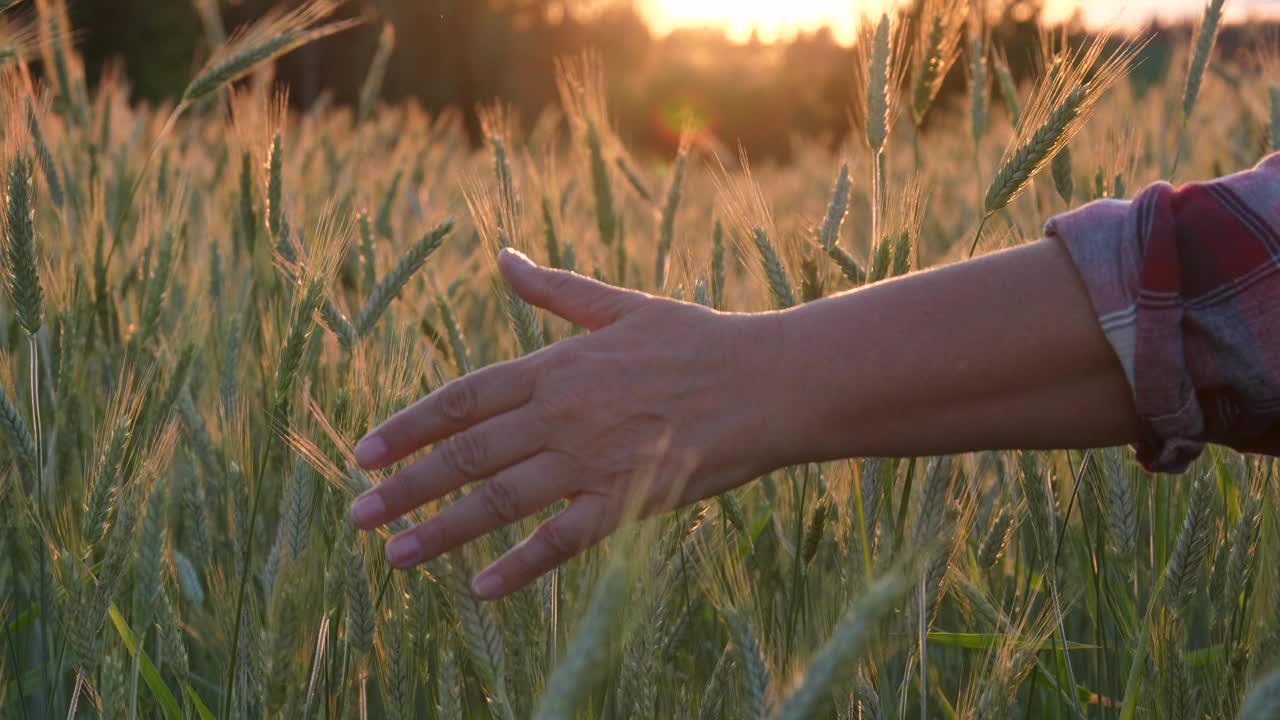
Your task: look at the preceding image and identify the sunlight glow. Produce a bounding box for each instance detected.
[640,0,1280,44]
[642,0,871,45]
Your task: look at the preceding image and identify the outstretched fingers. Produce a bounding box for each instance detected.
[382,453,575,569]
[469,494,615,600]
[354,358,535,470]
[349,406,547,529]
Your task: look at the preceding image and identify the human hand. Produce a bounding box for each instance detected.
[348,249,791,600]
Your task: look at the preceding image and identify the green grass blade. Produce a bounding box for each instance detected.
[107,606,185,720]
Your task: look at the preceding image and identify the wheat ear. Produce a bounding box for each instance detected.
[182,0,358,102]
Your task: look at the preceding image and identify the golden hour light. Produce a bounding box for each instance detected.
[640,0,1280,40]
[9,0,1280,717]
[641,0,868,44]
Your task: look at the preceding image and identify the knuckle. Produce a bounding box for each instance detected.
[441,431,487,478]
[533,347,590,424]
[480,479,520,524]
[543,269,575,294]
[535,519,577,558]
[535,391,572,424]
[438,381,477,425]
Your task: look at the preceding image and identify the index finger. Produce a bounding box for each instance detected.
[355,359,536,469]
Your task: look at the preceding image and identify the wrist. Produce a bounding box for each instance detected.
[728,306,852,471]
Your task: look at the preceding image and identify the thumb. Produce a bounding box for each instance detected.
[498,248,643,331]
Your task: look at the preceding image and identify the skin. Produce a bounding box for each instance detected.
[349,238,1142,601]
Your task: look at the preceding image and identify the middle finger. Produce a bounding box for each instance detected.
[383,452,574,567]
[350,406,546,529]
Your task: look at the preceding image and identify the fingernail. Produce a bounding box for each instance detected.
[471,570,503,599]
[354,434,387,467]
[500,247,534,266]
[349,492,385,527]
[385,533,422,567]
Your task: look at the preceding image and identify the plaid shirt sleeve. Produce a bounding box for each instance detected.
[1045,153,1280,473]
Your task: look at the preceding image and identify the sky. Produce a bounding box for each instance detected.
[640,0,1280,44]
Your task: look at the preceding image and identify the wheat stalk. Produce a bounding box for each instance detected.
[711,219,725,310]
[819,163,851,251]
[357,23,395,124]
[0,382,35,486]
[974,32,1141,255]
[587,123,618,247]
[38,0,86,125]
[1217,493,1261,634]
[992,45,1021,127]
[355,208,376,291]
[616,154,654,203]
[772,560,915,720]
[137,228,177,348]
[374,169,401,239]
[752,227,796,310]
[354,219,452,338]
[726,610,771,719]
[1163,471,1214,610]
[3,154,42,335]
[853,13,906,155]
[540,194,562,269]
[1102,448,1136,564]
[697,647,734,720]
[534,547,636,719]
[345,535,375,663]
[556,53,619,250]
[977,504,1015,569]
[81,374,144,548]
[655,139,689,288]
[25,99,62,209]
[173,549,204,608]
[467,183,543,353]
[969,34,989,146]
[182,0,359,103]
[985,86,1084,215]
[446,557,517,720]
[130,480,168,627]
[798,244,825,302]
[964,609,1055,718]
[222,213,348,720]
[910,0,968,128]
[237,150,259,254]
[1183,0,1227,119]
[1052,144,1074,204]
[867,15,891,153]
[436,291,472,375]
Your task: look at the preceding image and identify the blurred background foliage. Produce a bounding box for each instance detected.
[68,0,1272,160]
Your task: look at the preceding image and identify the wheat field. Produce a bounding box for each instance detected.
[1,1,1279,718]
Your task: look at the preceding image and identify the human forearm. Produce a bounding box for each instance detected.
[762,237,1142,463]
[351,241,1142,599]
[352,156,1280,599]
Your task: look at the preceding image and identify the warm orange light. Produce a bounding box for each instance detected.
[641,0,871,45]
[641,0,1278,40]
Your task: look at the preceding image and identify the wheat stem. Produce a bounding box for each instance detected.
[358,24,395,124]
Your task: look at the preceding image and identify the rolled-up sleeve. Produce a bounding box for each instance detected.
[1045,153,1280,473]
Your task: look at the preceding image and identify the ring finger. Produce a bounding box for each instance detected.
[383,452,575,568]
[350,407,547,529]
